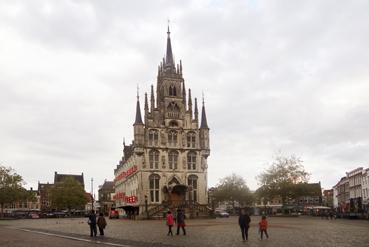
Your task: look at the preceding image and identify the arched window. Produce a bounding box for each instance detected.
[169,85,177,96]
[149,174,160,203]
[148,129,159,146]
[187,152,197,170]
[187,132,196,148]
[168,130,177,147]
[167,102,180,118]
[188,175,198,202]
[149,150,159,169]
[168,151,178,170]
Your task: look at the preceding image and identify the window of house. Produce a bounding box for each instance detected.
[187,132,196,148]
[168,151,178,170]
[187,152,197,170]
[148,129,159,146]
[168,130,177,147]
[149,174,160,203]
[188,175,198,202]
[149,150,159,169]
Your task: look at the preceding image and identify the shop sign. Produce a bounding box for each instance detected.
[114,165,138,183]
[113,192,138,204]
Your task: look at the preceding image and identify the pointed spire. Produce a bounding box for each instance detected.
[182,81,186,109]
[188,88,192,110]
[150,84,155,112]
[164,24,175,70]
[194,97,199,121]
[144,92,148,112]
[123,137,126,147]
[134,88,143,125]
[200,94,209,129]
[180,60,183,74]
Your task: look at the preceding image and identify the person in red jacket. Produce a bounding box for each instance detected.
[259,215,269,239]
[166,210,174,236]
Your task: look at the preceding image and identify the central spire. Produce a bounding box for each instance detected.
[165,24,175,70]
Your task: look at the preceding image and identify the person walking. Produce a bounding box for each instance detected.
[259,215,269,240]
[176,209,186,235]
[166,210,174,236]
[88,210,97,237]
[97,212,107,236]
[238,209,251,242]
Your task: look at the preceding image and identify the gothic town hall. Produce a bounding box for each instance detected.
[113,27,211,218]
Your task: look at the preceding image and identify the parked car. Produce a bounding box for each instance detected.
[215,210,230,218]
[109,209,119,219]
[29,213,40,219]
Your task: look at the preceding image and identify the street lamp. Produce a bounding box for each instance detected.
[144,195,148,219]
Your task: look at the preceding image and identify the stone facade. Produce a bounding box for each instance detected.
[114,27,210,217]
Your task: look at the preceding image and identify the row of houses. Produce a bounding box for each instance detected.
[2,172,94,215]
[333,167,369,217]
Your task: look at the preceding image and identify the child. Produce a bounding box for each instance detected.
[166,210,174,236]
[259,215,269,240]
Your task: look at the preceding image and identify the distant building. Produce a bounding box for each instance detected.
[38,172,86,212]
[322,189,334,208]
[332,167,369,217]
[98,180,114,215]
[54,171,84,188]
[333,177,350,214]
[2,187,40,215]
[347,167,364,214]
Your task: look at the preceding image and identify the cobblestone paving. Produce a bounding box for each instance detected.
[1,216,369,247]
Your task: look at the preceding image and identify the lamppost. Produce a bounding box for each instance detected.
[144,195,149,219]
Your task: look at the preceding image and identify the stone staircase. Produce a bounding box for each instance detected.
[145,201,213,219]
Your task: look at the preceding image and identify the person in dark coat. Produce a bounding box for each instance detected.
[176,209,186,235]
[97,212,107,236]
[238,209,251,241]
[88,210,97,237]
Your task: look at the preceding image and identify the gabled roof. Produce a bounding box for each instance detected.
[54,172,84,186]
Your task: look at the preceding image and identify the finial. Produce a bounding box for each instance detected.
[123,137,125,146]
[137,84,139,100]
[202,91,205,105]
[167,19,170,36]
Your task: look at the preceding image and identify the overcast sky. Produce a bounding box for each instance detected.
[1,0,369,194]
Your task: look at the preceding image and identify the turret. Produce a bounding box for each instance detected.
[199,97,210,154]
[133,93,144,150]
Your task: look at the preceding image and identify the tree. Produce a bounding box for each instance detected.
[256,154,310,205]
[49,177,87,212]
[212,174,254,212]
[0,166,30,218]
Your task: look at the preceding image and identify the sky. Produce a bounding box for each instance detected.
[1,0,369,194]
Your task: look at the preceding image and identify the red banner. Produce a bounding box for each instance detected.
[114,165,138,183]
[113,192,137,204]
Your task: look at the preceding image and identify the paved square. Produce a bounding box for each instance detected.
[1,216,368,247]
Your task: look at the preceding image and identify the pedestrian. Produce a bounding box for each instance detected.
[176,209,186,235]
[259,215,269,240]
[166,210,174,236]
[97,212,107,236]
[88,210,97,237]
[238,209,251,242]
[173,209,177,224]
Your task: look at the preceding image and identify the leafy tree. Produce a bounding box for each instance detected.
[49,177,87,212]
[0,166,31,218]
[212,174,254,212]
[256,154,310,205]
